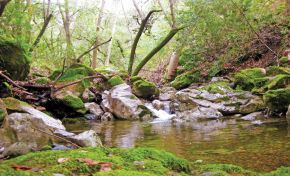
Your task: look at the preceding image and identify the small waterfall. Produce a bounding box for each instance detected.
[145,103,176,123]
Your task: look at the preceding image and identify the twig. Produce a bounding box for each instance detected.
[0,71,27,90]
[31,126,80,148]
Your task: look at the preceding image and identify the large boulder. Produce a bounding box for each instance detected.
[107,84,152,120]
[263,88,290,113]
[132,78,159,99]
[171,71,200,89]
[0,41,30,80]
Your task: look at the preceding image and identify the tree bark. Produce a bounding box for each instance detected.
[92,0,105,69]
[128,10,161,75]
[132,28,182,76]
[105,16,117,66]
[167,52,179,80]
[0,0,11,17]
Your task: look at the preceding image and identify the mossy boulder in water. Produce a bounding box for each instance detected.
[0,99,7,123]
[132,78,159,99]
[201,81,232,95]
[62,94,87,114]
[234,68,266,91]
[0,41,30,80]
[107,75,124,88]
[171,71,200,90]
[263,88,290,113]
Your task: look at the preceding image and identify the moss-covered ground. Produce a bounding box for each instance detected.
[0,147,289,176]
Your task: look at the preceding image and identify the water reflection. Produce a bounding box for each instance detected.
[65,118,290,172]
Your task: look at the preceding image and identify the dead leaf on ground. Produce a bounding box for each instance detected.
[77,158,99,166]
[12,165,33,170]
[99,162,112,171]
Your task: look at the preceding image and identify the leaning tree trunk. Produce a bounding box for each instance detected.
[132,28,181,76]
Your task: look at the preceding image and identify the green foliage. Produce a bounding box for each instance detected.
[171,71,200,89]
[0,147,192,176]
[266,66,290,76]
[200,164,257,176]
[266,75,290,90]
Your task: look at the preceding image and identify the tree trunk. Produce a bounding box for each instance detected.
[128,10,161,75]
[105,16,117,66]
[0,0,11,17]
[132,28,182,76]
[92,0,105,69]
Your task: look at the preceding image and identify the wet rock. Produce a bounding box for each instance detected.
[82,88,96,102]
[101,91,111,112]
[54,129,102,147]
[84,114,97,120]
[101,112,114,121]
[2,142,36,157]
[108,84,152,120]
[85,102,104,118]
[174,106,223,121]
[159,87,176,101]
[52,144,71,150]
[152,100,164,110]
[241,112,264,121]
[71,130,102,147]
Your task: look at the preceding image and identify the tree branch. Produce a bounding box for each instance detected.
[128,10,161,75]
[132,27,183,76]
[76,38,112,63]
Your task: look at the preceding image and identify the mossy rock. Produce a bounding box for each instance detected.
[0,147,192,176]
[2,97,29,112]
[132,79,159,99]
[107,75,124,88]
[0,99,7,123]
[266,74,290,90]
[35,77,51,84]
[0,40,30,80]
[266,66,290,76]
[234,68,266,91]
[171,71,200,90]
[201,81,233,95]
[62,94,87,114]
[131,76,142,82]
[263,88,290,112]
[279,57,289,67]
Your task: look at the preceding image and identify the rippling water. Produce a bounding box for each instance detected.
[65,117,290,172]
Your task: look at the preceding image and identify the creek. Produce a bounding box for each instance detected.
[65,113,290,172]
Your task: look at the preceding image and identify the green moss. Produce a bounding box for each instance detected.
[200,164,257,176]
[201,81,232,95]
[234,68,266,91]
[0,40,30,80]
[266,66,290,76]
[266,74,290,90]
[131,76,142,82]
[132,79,159,99]
[62,95,86,113]
[171,71,200,90]
[265,167,290,176]
[107,75,124,88]
[35,77,51,84]
[263,88,290,112]
[0,147,192,176]
[279,57,288,64]
[2,97,29,111]
[50,64,95,81]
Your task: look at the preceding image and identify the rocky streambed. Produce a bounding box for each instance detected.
[0,65,289,174]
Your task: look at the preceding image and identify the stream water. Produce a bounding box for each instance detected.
[65,116,290,172]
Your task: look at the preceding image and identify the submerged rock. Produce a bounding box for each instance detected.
[107,84,152,120]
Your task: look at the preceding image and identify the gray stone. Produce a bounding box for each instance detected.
[101,112,114,121]
[152,100,164,110]
[2,142,36,157]
[241,112,264,121]
[85,102,104,118]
